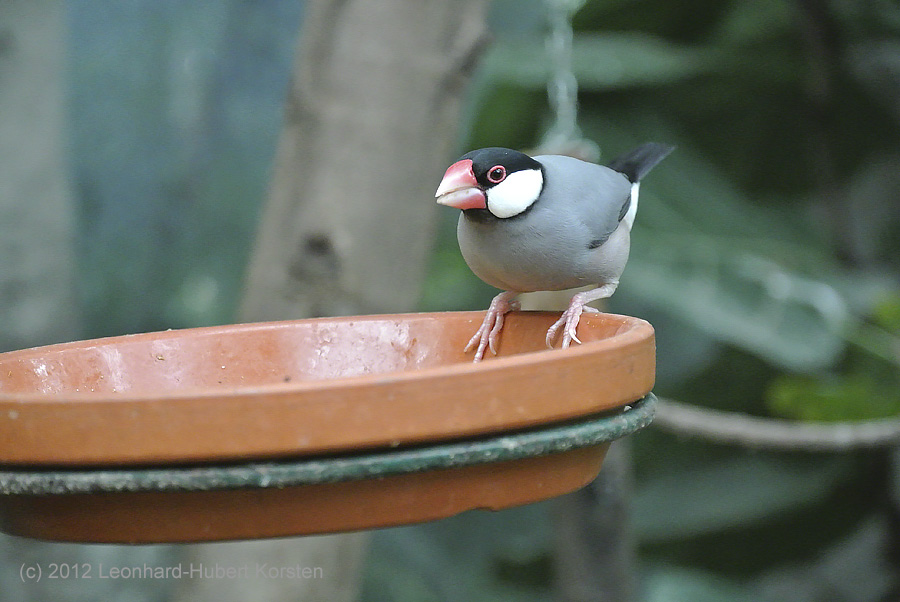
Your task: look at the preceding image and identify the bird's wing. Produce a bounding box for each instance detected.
[534,154,632,247]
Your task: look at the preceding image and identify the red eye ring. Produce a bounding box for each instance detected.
[487,165,506,184]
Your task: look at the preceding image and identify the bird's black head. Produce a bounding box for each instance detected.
[435,147,544,219]
[460,147,542,189]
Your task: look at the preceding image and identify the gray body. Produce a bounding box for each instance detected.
[457,154,633,293]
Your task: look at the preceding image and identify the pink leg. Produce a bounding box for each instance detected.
[546,283,618,349]
[465,291,520,362]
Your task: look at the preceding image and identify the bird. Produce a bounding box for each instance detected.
[434,142,674,362]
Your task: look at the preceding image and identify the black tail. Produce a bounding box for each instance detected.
[606,142,675,183]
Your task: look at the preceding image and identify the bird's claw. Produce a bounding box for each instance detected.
[546,303,600,349]
[464,314,503,361]
[466,292,519,362]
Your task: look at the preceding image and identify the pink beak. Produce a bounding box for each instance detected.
[435,159,486,210]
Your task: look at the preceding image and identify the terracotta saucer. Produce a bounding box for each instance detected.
[0,395,655,543]
[0,311,655,466]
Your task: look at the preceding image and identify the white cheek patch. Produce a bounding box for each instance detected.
[486,169,543,218]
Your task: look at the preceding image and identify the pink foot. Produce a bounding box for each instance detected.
[545,284,618,349]
[546,304,599,349]
[465,291,520,362]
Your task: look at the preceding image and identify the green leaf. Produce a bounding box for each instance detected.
[362,503,554,602]
[872,293,900,333]
[615,142,855,371]
[750,517,897,602]
[644,565,762,602]
[709,0,795,46]
[634,455,854,541]
[624,240,850,372]
[767,374,900,422]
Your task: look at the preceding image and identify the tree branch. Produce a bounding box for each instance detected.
[554,441,635,602]
[654,398,900,451]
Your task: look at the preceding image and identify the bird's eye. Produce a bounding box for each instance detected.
[487,166,507,184]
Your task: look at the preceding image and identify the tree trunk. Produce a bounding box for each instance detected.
[180,2,491,601]
[240,0,491,321]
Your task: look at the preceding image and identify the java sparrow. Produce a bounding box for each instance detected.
[435,142,673,362]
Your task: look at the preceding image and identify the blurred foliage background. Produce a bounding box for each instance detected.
[374,1,900,600]
[23,0,900,600]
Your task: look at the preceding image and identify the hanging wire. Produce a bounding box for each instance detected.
[537,0,599,161]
